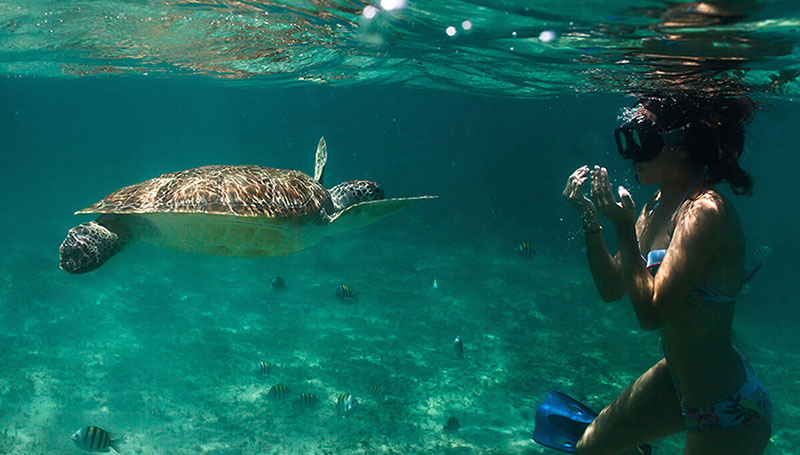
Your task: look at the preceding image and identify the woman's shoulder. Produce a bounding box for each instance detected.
[682,187,741,232]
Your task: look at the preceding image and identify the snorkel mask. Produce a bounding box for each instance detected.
[614,117,690,162]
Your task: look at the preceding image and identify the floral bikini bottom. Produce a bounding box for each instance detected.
[679,356,772,431]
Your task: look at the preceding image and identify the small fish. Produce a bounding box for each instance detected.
[432,279,439,289]
[71,425,122,453]
[744,244,772,284]
[271,276,286,291]
[268,383,290,400]
[299,392,319,406]
[516,241,535,258]
[739,282,752,295]
[254,361,272,378]
[336,392,359,417]
[443,416,460,432]
[453,336,464,358]
[752,245,772,262]
[368,384,384,399]
[335,284,357,302]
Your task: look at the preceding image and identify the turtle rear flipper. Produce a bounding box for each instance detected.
[59,221,125,274]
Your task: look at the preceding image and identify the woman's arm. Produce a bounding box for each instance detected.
[592,168,723,330]
[584,231,625,302]
[563,166,624,301]
[614,221,659,328]
[639,196,723,326]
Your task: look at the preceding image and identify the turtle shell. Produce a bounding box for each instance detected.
[76,165,335,257]
[77,165,334,219]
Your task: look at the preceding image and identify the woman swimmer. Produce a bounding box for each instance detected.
[562,94,772,455]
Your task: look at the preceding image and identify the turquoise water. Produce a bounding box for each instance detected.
[1,2,800,455]
[2,0,799,96]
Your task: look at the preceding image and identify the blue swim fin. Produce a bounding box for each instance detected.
[532,390,597,453]
[532,390,653,454]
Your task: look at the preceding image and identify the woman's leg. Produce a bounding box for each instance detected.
[577,358,686,455]
[684,424,771,454]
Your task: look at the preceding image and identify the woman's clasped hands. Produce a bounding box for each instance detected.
[563,165,636,232]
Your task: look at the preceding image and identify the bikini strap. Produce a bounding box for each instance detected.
[668,178,710,234]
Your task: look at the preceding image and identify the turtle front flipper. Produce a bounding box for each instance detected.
[59,221,126,274]
[327,195,438,235]
[314,136,328,184]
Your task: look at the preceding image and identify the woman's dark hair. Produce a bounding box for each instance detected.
[638,93,755,195]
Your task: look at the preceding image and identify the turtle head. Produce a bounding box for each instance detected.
[59,221,125,274]
[329,180,385,212]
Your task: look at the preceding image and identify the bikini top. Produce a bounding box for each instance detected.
[640,185,738,304]
[643,248,737,303]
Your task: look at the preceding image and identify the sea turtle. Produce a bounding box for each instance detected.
[59,137,435,274]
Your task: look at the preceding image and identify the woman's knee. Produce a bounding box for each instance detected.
[574,360,684,454]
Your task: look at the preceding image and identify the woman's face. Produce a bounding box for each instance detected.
[628,107,686,185]
[632,142,682,185]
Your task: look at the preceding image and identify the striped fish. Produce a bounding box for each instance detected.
[744,244,773,284]
[253,361,272,377]
[271,276,286,291]
[453,336,464,359]
[299,392,319,406]
[268,383,290,400]
[443,416,460,432]
[516,241,535,258]
[752,245,772,261]
[336,392,359,417]
[368,384,384,399]
[335,284,357,302]
[71,425,121,453]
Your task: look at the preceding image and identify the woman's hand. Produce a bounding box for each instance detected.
[563,165,601,232]
[591,165,636,229]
